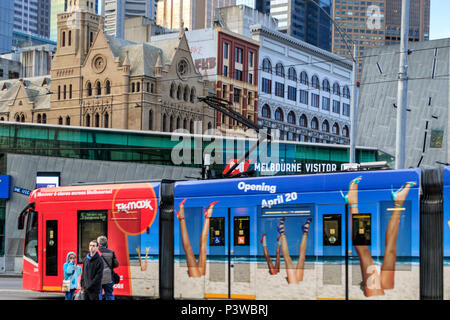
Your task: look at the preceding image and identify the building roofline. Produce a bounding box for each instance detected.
[250,24,353,70]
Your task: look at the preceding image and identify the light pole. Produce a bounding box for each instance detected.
[306,0,358,164]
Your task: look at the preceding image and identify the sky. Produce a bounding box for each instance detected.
[429,0,450,40]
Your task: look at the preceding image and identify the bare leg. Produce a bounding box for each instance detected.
[279,233,299,284]
[176,199,201,277]
[261,233,279,275]
[198,201,218,276]
[380,182,416,290]
[295,218,312,282]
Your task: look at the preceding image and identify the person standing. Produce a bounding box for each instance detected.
[80,240,104,300]
[63,251,81,300]
[97,235,119,300]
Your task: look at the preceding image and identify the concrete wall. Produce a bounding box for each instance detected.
[3,153,201,273]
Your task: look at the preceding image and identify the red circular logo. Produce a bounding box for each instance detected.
[111,183,157,235]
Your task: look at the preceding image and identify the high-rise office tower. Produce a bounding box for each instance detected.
[0,0,14,53]
[13,0,50,38]
[332,0,430,76]
[268,0,332,51]
[104,0,155,38]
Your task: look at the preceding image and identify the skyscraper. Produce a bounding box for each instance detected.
[331,0,430,76]
[0,0,14,53]
[268,0,332,51]
[13,0,51,38]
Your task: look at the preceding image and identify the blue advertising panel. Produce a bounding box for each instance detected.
[0,175,11,199]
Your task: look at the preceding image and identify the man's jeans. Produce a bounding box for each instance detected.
[99,282,115,300]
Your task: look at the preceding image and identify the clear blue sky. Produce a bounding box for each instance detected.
[430,0,450,40]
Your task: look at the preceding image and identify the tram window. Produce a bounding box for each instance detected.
[46,220,58,276]
[234,216,250,246]
[209,217,225,246]
[78,210,107,262]
[323,214,341,246]
[24,210,38,263]
[352,214,371,246]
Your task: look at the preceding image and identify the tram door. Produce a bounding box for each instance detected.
[42,212,62,292]
[205,207,255,299]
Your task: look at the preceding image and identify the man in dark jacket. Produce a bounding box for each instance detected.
[81,240,104,300]
[97,235,119,300]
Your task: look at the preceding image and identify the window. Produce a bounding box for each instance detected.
[104,112,109,128]
[190,88,196,103]
[262,58,272,73]
[343,103,350,116]
[234,69,243,81]
[183,86,189,101]
[86,82,92,96]
[248,73,253,84]
[322,97,330,111]
[223,65,228,77]
[66,116,70,126]
[58,85,61,100]
[69,84,72,99]
[299,89,308,104]
[248,51,254,67]
[322,79,330,92]
[262,78,272,94]
[311,93,320,108]
[262,104,271,118]
[333,100,341,114]
[58,116,63,125]
[287,111,296,124]
[322,120,330,132]
[300,71,308,85]
[105,80,111,94]
[343,86,350,98]
[275,82,284,97]
[343,125,349,137]
[170,82,176,98]
[68,30,71,46]
[235,47,243,63]
[312,75,320,89]
[148,110,153,130]
[62,31,65,47]
[42,114,46,124]
[86,114,90,127]
[96,82,101,95]
[300,114,307,127]
[287,86,296,101]
[333,83,341,95]
[77,211,107,263]
[332,123,340,135]
[95,113,100,127]
[223,43,229,59]
[63,85,66,99]
[276,63,285,77]
[37,114,41,124]
[311,117,318,129]
[233,88,241,103]
[288,67,297,81]
[162,114,167,132]
[275,108,283,121]
[24,210,38,263]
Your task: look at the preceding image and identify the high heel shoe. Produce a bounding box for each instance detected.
[391,182,417,206]
[277,217,286,236]
[175,198,187,220]
[260,233,267,246]
[302,218,313,233]
[340,176,362,206]
[204,201,218,219]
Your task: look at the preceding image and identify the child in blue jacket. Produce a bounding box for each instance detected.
[63,251,82,300]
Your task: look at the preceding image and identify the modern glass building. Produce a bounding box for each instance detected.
[0,0,14,54]
[269,0,332,51]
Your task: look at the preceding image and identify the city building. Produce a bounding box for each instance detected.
[13,0,50,39]
[268,0,332,51]
[250,24,352,144]
[153,24,260,135]
[357,38,450,169]
[104,0,155,38]
[0,0,14,54]
[0,58,21,80]
[332,0,430,76]
[0,0,214,133]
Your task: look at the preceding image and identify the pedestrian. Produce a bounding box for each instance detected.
[63,251,81,300]
[80,240,104,300]
[97,235,119,300]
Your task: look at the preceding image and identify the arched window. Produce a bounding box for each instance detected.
[104,112,109,128]
[42,114,46,124]
[86,114,91,127]
[177,85,182,100]
[15,114,20,122]
[176,117,181,129]
[287,111,296,124]
[208,122,212,130]
[275,108,283,121]
[183,118,187,130]
[311,117,318,130]
[148,110,153,130]
[66,116,71,126]
[312,75,320,89]
[288,67,297,81]
[300,114,307,127]
[189,119,194,134]
[95,113,100,127]
[333,83,340,96]
[170,115,174,132]
[86,81,92,96]
[343,86,350,98]
[322,120,330,132]
[105,80,111,94]
[262,58,272,73]
[332,123,340,135]
[343,125,349,137]
[58,116,63,125]
[21,114,25,122]
[37,114,42,124]
[261,104,271,118]
[183,86,189,101]
[96,81,101,95]
[170,82,176,98]
[162,114,167,132]
[275,63,285,77]
[190,87,196,103]
[300,71,308,85]
[322,79,330,92]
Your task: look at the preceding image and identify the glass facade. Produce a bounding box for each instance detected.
[0,0,14,54]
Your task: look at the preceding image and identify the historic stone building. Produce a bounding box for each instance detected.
[0,0,214,133]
